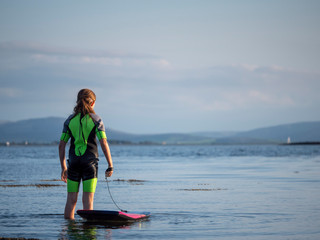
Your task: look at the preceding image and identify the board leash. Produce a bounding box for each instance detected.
[106,177,128,213]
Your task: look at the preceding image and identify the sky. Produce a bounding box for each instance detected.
[0,0,320,134]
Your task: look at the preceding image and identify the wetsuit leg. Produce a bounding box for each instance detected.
[81,158,99,193]
[67,159,81,193]
[83,178,98,192]
[67,179,80,193]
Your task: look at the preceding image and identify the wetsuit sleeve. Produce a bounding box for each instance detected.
[90,113,107,140]
[95,119,107,140]
[60,118,71,143]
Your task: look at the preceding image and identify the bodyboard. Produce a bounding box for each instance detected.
[77,210,150,222]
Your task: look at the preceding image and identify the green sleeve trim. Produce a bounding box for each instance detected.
[96,129,107,140]
[60,132,70,142]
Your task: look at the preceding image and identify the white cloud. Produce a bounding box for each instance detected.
[237,64,259,72]
[0,41,168,68]
[166,65,319,115]
[152,59,171,68]
[248,90,295,105]
[0,88,22,98]
[80,56,123,66]
[31,54,60,63]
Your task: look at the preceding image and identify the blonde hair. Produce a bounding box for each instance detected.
[73,89,96,116]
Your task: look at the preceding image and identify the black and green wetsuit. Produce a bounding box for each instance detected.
[60,113,107,193]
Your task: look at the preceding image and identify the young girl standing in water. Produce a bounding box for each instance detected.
[59,89,113,219]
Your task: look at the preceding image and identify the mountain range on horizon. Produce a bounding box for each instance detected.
[0,117,320,145]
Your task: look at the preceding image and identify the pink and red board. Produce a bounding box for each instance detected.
[77,210,150,222]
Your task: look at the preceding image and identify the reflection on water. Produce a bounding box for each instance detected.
[60,218,149,240]
[61,220,101,240]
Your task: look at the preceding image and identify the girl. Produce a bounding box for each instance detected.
[59,89,113,219]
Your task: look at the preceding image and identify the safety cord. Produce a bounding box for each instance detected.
[106,177,128,213]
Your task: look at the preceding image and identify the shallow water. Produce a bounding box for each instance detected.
[0,145,320,239]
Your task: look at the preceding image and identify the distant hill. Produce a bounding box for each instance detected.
[0,120,10,125]
[0,117,319,144]
[234,122,320,143]
[190,131,238,139]
[0,117,213,144]
[0,117,65,143]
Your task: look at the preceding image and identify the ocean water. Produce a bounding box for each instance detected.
[0,144,320,239]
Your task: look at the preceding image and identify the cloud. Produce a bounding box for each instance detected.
[80,56,122,66]
[0,41,171,69]
[248,90,294,105]
[1,41,319,132]
[167,64,320,114]
[0,41,156,58]
[0,87,22,98]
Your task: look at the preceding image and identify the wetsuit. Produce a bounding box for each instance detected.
[60,113,107,193]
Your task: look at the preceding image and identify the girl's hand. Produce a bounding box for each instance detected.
[105,167,113,178]
[61,169,67,183]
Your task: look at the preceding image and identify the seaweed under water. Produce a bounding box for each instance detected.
[0,184,64,188]
[177,188,227,191]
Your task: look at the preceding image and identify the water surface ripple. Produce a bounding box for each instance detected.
[0,145,319,239]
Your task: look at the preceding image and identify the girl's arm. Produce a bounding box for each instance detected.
[59,140,68,183]
[99,138,113,177]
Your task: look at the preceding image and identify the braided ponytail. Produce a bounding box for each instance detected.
[73,89,96,116]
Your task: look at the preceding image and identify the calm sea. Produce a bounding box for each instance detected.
[0,144,320,239]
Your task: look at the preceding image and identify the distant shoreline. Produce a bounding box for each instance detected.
[1,118,320,146]
[1,141,320,146]
[282,141,320,145]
